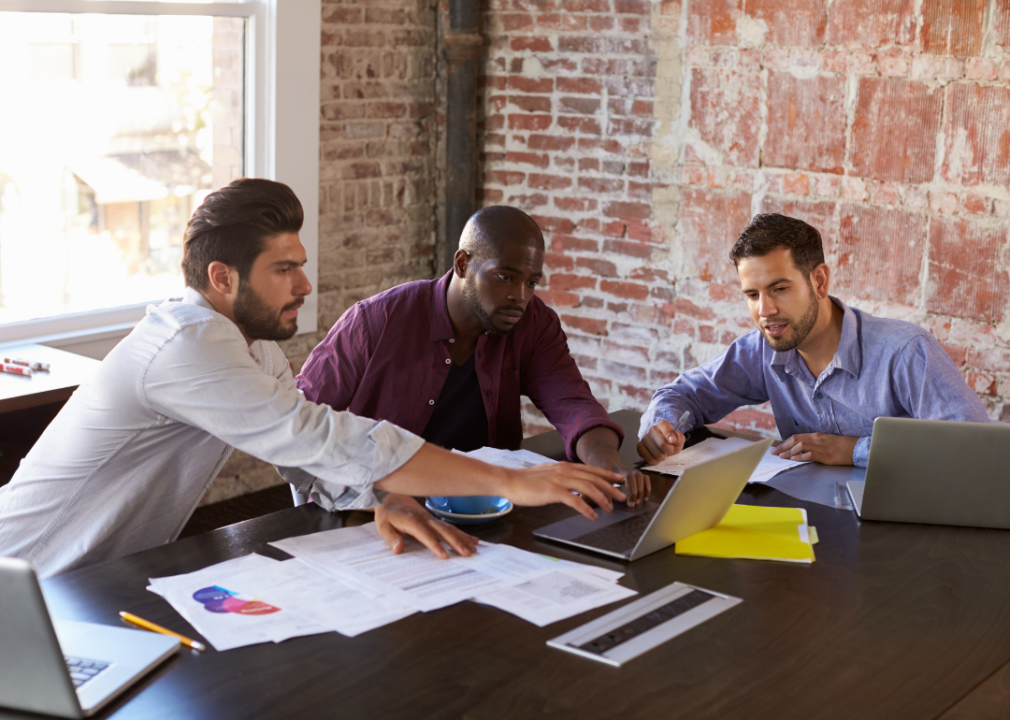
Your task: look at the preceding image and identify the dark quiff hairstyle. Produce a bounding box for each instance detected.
[459,206,545,266]
[182,178,303,290]
[729,213,825,277]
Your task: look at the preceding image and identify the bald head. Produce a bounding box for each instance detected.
[458,206,545,266]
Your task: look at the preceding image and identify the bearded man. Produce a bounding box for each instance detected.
[638,213,989,468]
[298,206,652,509]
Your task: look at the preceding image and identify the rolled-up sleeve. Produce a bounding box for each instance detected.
[143,320,425,507]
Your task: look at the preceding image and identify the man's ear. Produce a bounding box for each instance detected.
[453,249,471,279]
[810,262,831,300]
[207,261,239,298]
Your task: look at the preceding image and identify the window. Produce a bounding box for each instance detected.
[0,1,320,348]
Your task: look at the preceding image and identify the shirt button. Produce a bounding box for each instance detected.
[449,338,455,343]
[429,399,435,405]
[445,358,451,364]
[816,392,823,399]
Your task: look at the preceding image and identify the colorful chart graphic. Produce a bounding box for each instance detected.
[193,585,280,615]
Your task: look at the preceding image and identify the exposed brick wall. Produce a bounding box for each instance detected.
[477,0,1010,438]
[203,0,440,505]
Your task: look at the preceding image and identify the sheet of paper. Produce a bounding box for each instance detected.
[746,450,810,483]
[475,569,637,627]
[147,554,329,651]
[460,446,557,469]
[271,524,527,612]
[224,559,415,637]
[643,436,754,475]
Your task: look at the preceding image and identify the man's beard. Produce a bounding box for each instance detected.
[234,283,302,341]
[462,273,520,336]
[763,283,819,352]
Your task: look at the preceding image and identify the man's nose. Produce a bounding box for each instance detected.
[296,268,312,297]
[758,293,776,318]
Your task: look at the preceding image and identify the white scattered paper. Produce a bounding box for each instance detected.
[460,446,558,469]
[475,569,637,627]
[644,436,808,483]
[271,524,528,612]
[147,554,328,651]
[225,559,415,637]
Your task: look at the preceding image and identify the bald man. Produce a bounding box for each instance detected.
[298,206,651,507]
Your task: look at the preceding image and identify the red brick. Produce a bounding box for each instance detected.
[961,193,988,216]
[508,114,553,131]
[528,134,575,152]
[536,13,586,32]
[930,191,958,214]
[579,177,624,193]
[783,173,810,195]
[509,95,552,113]
[561,315,608,335]
[579,158,600,172]
[968,371,997,395]
[760,197,836,248]
[615,0,650,13]
[628,181,651,200]
[826,0,915,47]
[559,97,600,114]
[562,0,611,10]
[559,117,602,134]
[629,267,669,282]
[679,188,753,284]
[842,176,868,201]
[966,348,1010,373]
[550,273,597,290]
[575,257,618,276]
[611,118,654,136]
[552,235,600,253]
[689,68,762,168]
[744,0,826,46]
[922,0,985,57]
[926,217,1010,323]
[505,151,550,168]
[878,48,911,76]
[500,13,535,31]
[543,251,575,270]
[531,214,576,233]
[507,193,549,209]
[619,17,643,32]
[510,36,553,52]
[682,165,707,185]
[557,77,603,96]
[602,220,627,237]
[600,280,649,301]
[941,343,967,366]
[852,78,942,183]
[604,240,653,259]
[834,205,927,306]
[716,408,777,432]
[484,170,526,186]
[966,57,998,81]
[553,197,597,212]
[942,83,1010,187]
[477,188,504,203]
[507,76,553,94]
[536,289,581,308]
[765,73,847,174]
[871,181,902,205]
[687,0,741,45]
[603,201,650,220]
[589,16,615,31]
[626,220,653,242]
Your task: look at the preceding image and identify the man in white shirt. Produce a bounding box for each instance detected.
[0,179,624,578]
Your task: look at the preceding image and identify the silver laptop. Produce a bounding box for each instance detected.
[534,438,773,561]
[0,557,179,718]
[848,417,1010,529]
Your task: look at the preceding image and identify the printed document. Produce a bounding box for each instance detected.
[475,569,636,627]
[644,436,807,482]
[459,446,557,469]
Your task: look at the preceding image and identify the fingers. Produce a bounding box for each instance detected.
[375,518,405,555]
[771,435,799,456]
[624,471,650,507]
[637,422,684,464]
[403,518,450,560]
[556,489,599,521]
[430,521,479,557]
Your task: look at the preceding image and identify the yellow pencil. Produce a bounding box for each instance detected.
[120,611,206,652]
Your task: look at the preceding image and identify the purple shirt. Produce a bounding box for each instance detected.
[298,271,622,460]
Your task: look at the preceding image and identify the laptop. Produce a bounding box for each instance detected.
[534,438,773,561]
[0,557,179,718]
[848,417,1010,529]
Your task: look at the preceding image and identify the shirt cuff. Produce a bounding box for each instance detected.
[638,405,692,440]
[853,436,871,468]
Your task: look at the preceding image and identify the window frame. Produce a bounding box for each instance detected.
[0,0,320,350]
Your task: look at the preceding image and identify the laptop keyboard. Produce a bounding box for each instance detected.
[64,655,110,688]
[572,510,658,554]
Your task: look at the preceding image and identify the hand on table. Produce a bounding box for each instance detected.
[771,433,858,466]
[618,467,651,508]
[636,419,687,465]
[374,493,479,560]
[502,463,625,521]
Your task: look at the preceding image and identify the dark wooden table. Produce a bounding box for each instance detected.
[13,411,1010,720]
[0,344,99,414]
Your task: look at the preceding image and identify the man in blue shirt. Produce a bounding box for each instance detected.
[638,213,989,468]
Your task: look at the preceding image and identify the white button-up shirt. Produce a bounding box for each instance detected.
[0,289,424,577]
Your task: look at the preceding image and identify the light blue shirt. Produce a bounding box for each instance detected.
[640,297,989,467]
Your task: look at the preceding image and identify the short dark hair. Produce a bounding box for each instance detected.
[729,213,824,276]
[459,206,545,265]
[182,178,303,290]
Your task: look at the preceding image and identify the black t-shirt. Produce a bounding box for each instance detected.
[420,353,489,452]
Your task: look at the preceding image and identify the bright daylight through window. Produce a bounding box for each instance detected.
[0,10,246,327]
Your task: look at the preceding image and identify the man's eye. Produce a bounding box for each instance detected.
[527,280,539,288]
[497,274,511,282]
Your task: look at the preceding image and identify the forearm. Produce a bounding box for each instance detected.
[576,426,625,471]
[374,443,512,497]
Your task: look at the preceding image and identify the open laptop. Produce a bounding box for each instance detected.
[848,417,1010,529]
[0,557,179,718]
[535,438,773,561]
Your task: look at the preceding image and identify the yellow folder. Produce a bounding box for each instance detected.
[675,504,816,564]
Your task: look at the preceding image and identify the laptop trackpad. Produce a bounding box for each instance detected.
[536,501,659,542]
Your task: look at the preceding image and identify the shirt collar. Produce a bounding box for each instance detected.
[182,287,215,311]
[429,270,456,342]
[769,296,861,380]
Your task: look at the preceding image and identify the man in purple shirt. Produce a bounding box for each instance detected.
[299,206,651,508]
